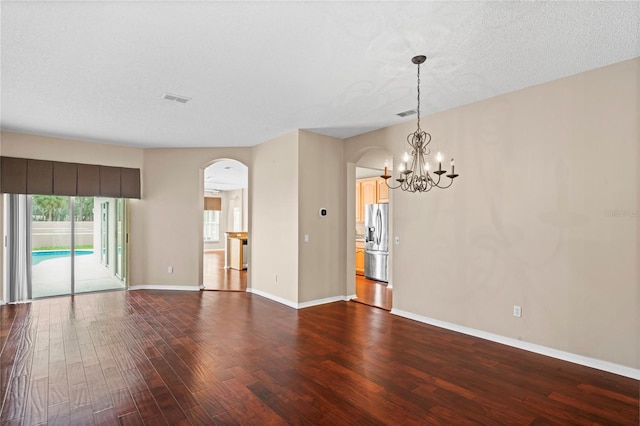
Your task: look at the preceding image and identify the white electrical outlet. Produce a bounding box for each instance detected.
[513,305,522,317]
[168,266,173,274]
[394,236,400,245]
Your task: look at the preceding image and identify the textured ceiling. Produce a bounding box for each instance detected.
[1,1,638,148]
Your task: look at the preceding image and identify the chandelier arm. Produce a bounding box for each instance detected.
[382,178,405,190]
[431,177,456,190]
[428,171,440,187]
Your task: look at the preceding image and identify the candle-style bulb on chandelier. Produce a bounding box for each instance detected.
[381,55,459,192]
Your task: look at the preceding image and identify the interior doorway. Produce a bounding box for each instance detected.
[202,159,248,291]
[352,150,393,310]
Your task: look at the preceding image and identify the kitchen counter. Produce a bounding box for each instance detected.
[225,232,248,270]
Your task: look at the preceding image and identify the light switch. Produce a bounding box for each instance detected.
[304,234,309,243]
[394,236,400,245]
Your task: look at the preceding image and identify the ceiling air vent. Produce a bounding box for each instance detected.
[396,109,417,117]
[161,92,191,103]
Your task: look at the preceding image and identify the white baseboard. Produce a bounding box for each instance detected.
[247,288,353,310]
[0,300,5,306]
[298,295,353,309]
[128,285,202,292]
[4,299,32,305]
[247,288,298,309]
[391,308,640,380]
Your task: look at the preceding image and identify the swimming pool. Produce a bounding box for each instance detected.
[32,250,93,266]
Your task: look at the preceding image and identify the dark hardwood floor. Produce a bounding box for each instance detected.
[202,251,246,292]
[352,275,392,311]
[1,290,638,425]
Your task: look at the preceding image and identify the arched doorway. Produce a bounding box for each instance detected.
[352,149,393,310]
[202,159,249,291]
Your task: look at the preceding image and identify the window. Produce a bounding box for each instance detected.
[233,207,241,232]
[204,210,220,242]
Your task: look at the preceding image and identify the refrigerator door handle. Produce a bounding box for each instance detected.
[376,209,382,246]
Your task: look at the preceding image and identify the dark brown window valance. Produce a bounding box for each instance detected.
[0,156,141,199]
[120,167,141,199]
[1,157,27,194]
[27,159,54,195]
[77,164,100,197]
[99,166,121,198]
[53,162,78,196]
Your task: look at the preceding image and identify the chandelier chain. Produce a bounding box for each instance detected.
[416,62,421,132]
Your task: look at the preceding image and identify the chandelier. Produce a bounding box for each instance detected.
[381,55,459,192]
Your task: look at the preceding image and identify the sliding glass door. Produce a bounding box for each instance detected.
[28,195,126,298]
[31,195,72,298]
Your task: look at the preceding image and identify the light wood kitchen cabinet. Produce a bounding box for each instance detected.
[356,177,389,222]
[377,178,389,203]
[361,178,378,206]
[355,241,365,275]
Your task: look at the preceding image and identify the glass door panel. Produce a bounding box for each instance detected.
[74,197,126,294]
[101,201,108,266]
[115,199,124,280]
[27,196,127,298]
[31,195,72,298]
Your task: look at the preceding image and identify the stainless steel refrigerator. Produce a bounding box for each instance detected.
[364,203,389,282]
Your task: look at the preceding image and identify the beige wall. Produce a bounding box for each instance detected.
[243,187,249,230]
[344,58,639,369]
[357,149,393,172]
[0,131,143,167]
[298,131,346,303]
[132,148,252,287]
[251,130,349,305]
[251,131,299,303]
